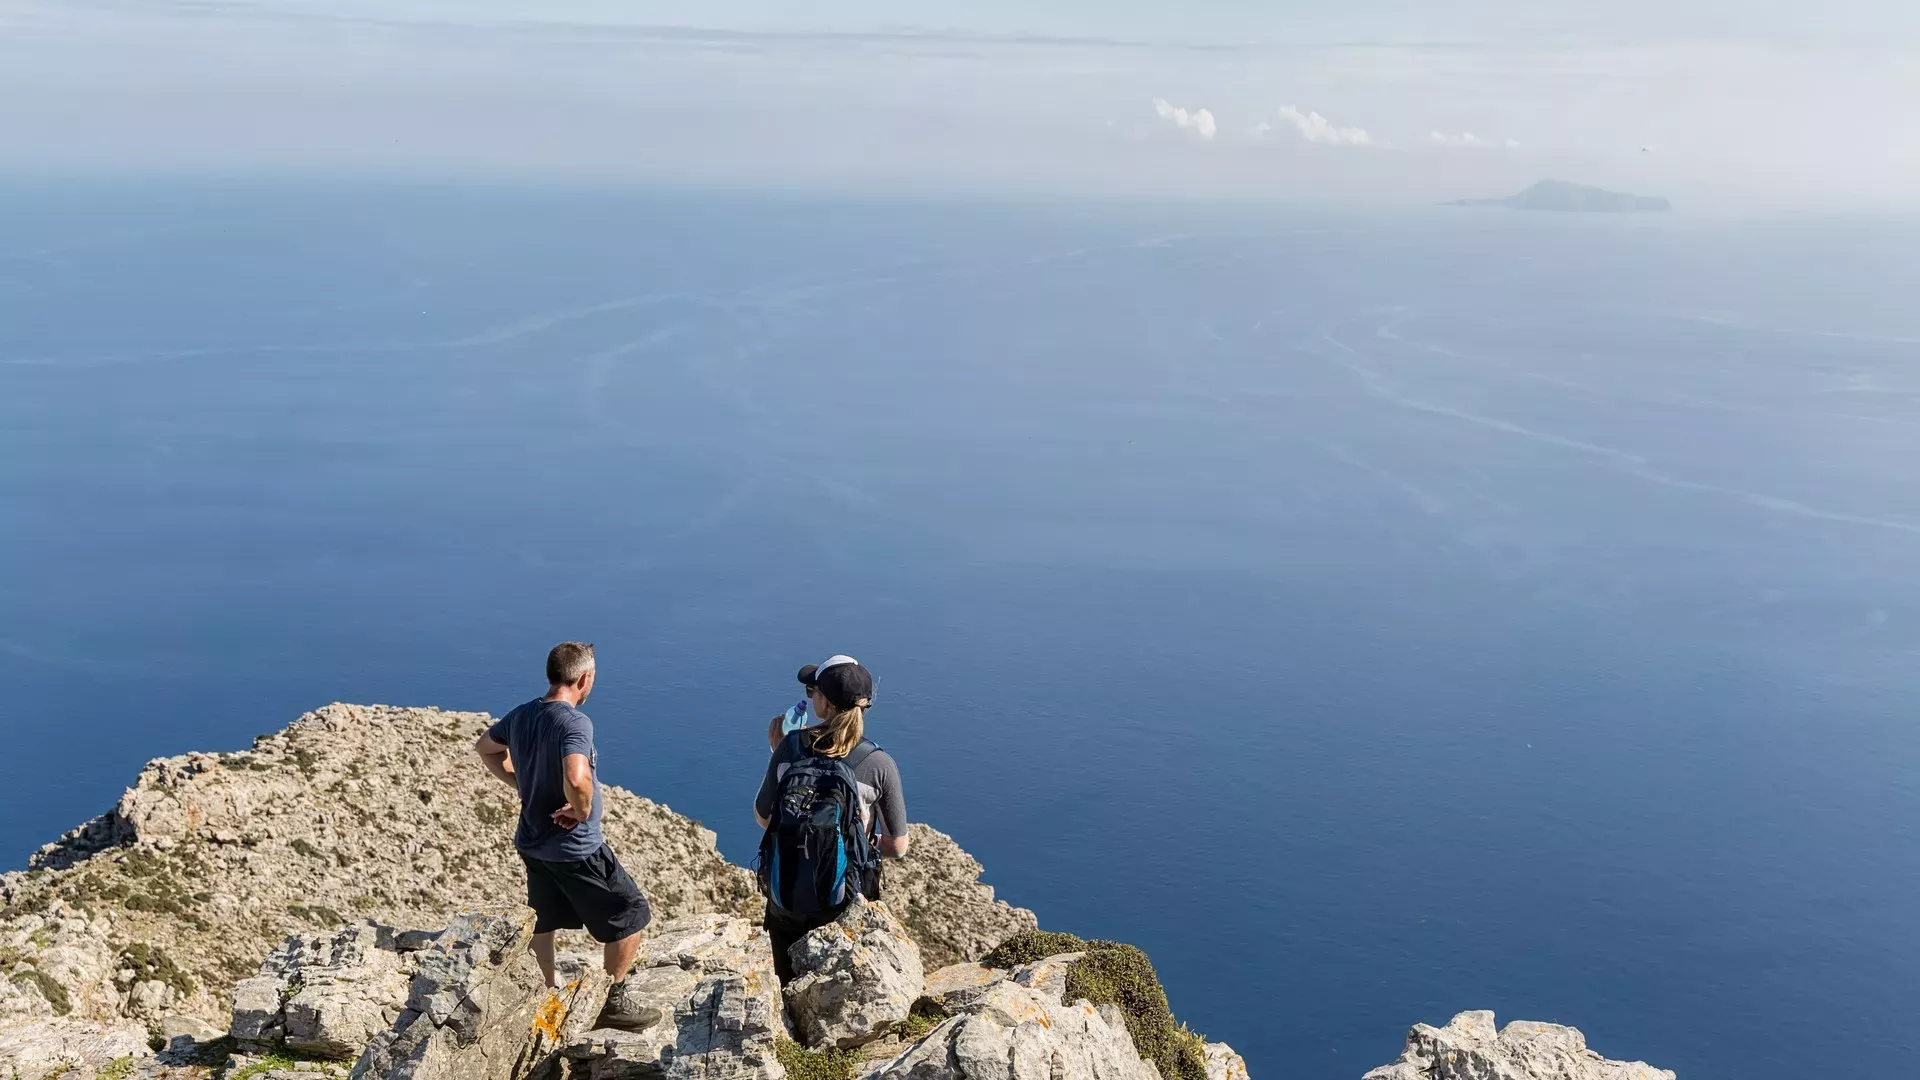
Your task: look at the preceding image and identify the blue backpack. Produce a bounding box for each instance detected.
[757,733,879,917]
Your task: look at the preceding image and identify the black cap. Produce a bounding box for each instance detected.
[799,655,874,710]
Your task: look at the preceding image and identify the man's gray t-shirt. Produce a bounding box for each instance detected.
[488,698,604,862]
[755,732,906,840]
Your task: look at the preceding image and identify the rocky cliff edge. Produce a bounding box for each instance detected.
[0,703,1675,1080]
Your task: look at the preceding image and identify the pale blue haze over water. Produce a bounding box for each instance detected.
[3,183,1918,1079]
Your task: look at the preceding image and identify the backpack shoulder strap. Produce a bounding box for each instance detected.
[841,738,880,772]
[777,729,809,760]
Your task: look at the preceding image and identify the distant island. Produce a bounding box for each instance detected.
[1450,179,1671,213]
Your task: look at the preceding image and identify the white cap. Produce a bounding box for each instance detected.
[797,655,861,687]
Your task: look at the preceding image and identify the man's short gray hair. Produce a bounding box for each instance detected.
[546,641,596,686]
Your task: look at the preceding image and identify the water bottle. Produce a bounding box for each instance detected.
[778,697,812,736]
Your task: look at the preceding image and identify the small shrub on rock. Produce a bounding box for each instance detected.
[11,968,70,1015]
[980,929,1088,968]
[890,1009,939,1042]
[229,1051,328,1080]
[118,942,196,998]
[983,929,1208,1080]
[773,1038,856,1080]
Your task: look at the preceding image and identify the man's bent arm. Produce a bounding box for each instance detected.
[475,733,516,790]
[879,833,910,858]
[561,753,594,822]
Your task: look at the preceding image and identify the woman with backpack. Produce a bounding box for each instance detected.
[753,655,909,982]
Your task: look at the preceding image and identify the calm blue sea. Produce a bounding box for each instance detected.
[3,182,1917,1079]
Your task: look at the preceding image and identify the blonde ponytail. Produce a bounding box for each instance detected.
[809,701,867,758]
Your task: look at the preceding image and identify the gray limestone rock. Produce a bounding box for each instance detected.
[1204,1041,1249,1080]
[787,898,925,1050]
[0,911,125,1022]
[231,922,413,1059]
[866,979,1157,1080]
[1007,953,1082,1005]
[231,974,291,1045]
[128,979,176,1017]
[0,703,1272,1080]
[159,1013,228,1044]
[917,964,1002,1016]
[394,931,441,954]
[1362,1010,1674,1080]
[560,914,785,1080]
[8,703,760,1025]
[0,1016,152,1080]
[351,905,598,1080]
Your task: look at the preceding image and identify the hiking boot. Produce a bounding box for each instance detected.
[598,969,684,1032]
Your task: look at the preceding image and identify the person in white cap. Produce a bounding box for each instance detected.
[765,660,832,749]
[752,655,909,981]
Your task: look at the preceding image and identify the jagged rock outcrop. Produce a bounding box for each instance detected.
[0,704,759,1025]
[785,898,924,1049]
[231,922,425,1058]
[559,914,786,1079]
[1363,1011,1675,1080]
[917,963,1001,1016]
[1004,953,1078,1004]
[871,962,1158,1080]
[1203,1041,1249,1080]
[0,908,123,1020]
[352,905,596,1080]
[882,827,1035,970]
[0,701,1686,1080]
[0,1015,151,1080]
[909,950,1253,1080]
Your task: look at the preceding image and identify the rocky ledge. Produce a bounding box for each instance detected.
[0,703,1677,1080]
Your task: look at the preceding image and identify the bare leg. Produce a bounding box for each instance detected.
[531,931,558,988]
[603,929,643,981]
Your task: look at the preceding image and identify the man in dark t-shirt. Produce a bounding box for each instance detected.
[475,642,652,991]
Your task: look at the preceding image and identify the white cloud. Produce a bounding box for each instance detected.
[1429,131,1521,149]
[1152,97,1216,141]
[5,0,1916,206]
[1275,105,1372,146]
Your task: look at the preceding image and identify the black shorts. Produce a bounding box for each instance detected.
[520,844,653,943]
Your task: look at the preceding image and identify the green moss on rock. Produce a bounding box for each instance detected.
[227,1051,334,1080]
[12,968,71,1015]
[980,929,1089,968]
[773,1038,856,1080]
[891,1011,940,1042]
[119,942,196,999]
[983,929,1208,1080]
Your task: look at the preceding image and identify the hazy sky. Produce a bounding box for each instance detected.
[2,0,1916,206]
